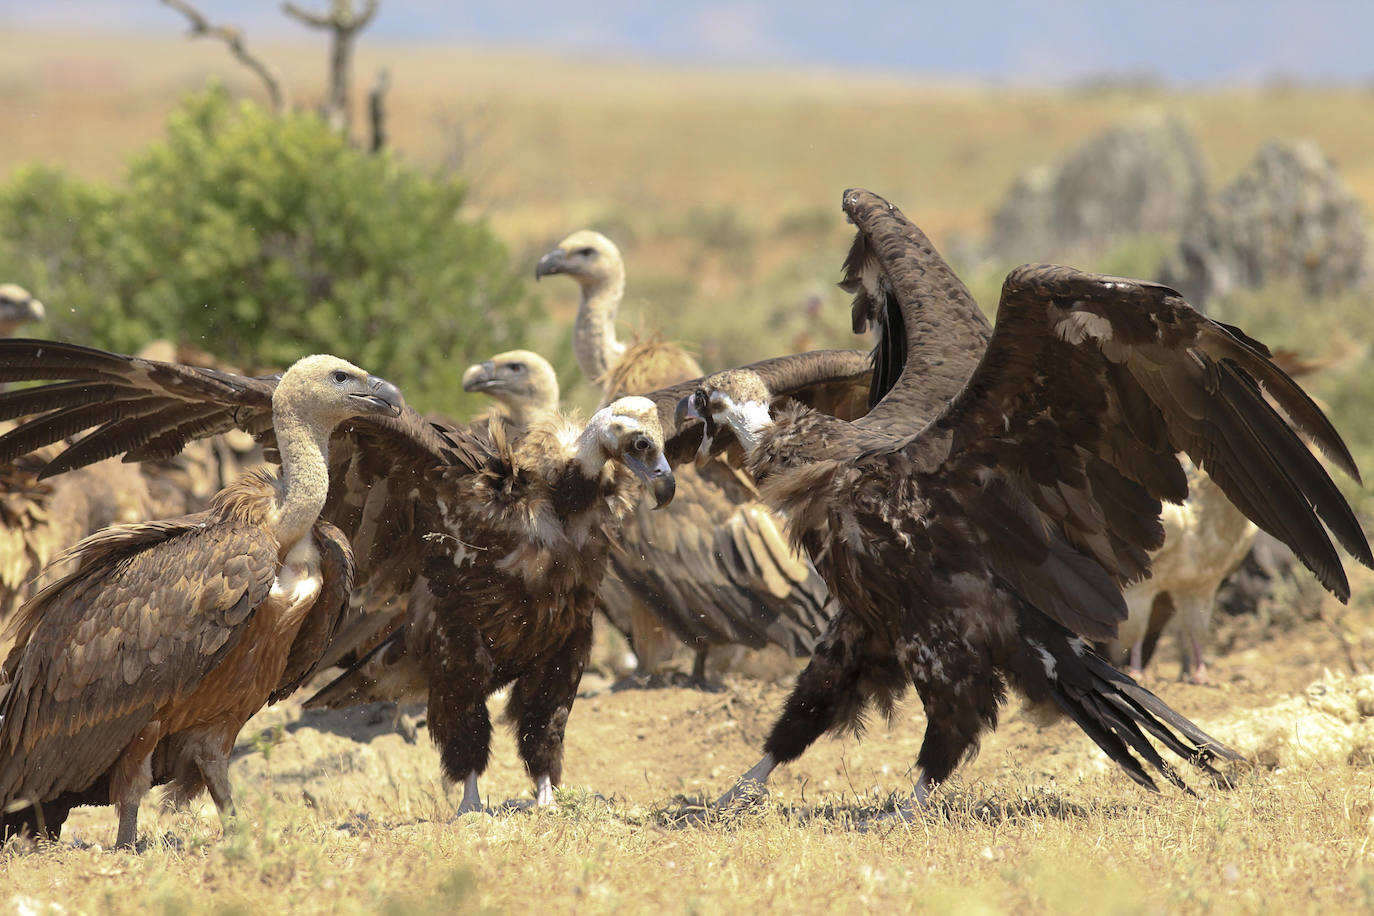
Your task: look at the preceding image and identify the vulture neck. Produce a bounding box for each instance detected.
[573,412,616,483]
[727,401,774,457]
[573,267,628,385]
[270,403,333,550]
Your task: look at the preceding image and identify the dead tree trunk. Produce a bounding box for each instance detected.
[282,0,380,137]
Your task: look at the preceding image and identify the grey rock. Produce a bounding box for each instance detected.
[987,112,1209,264]
[1160,139,1371,307]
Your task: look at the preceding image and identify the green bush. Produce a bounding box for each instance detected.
[0,86,536,414]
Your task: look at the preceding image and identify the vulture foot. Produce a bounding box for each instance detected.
[713,753,776,811]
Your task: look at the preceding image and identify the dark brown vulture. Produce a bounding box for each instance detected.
[536,229,836,680]
[0,350,403,847]
[0,340,678,820]
[674,188,1372,815]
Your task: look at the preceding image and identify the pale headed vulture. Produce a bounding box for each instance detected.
[0,350,402,847]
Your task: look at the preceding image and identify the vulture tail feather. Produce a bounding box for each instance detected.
[1017,602,1240,792]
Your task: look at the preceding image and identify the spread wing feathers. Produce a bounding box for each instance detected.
[654,349,873,465]
[610,463,830,655]
[881,264,1370,632]
[840,188,992,421]
[0,513,278,804]
[0,339,277,475]
[0,338,461,482]
[269,520,355,703]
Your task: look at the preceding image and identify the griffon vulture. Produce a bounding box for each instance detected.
[0,340,677,819]
[461,349,561,428]
[1109,461,1258,683]
[536,230,834,680]
[0,350,403,847]
[675,188,1371,814]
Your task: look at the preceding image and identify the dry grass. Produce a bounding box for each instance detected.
[5,565,1374,914]
[5,25,1374,915]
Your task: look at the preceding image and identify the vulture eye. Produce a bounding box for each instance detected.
[332,370,349,383]
[508,362,526,373]
[576,247,597,258]
[633,436,651,453]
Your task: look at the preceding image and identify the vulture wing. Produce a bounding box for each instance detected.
[866,263,1370,638]
[0,339,278,475]
[840,187,992,427]
[0,515,278,805]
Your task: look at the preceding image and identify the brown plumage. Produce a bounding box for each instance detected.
[0,338,677,818]
[0,351,402,847]
[677,188,1371,814]
[306,396,674,812]
[537,229,835,680]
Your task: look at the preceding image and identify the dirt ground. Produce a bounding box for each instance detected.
[35,566,1374,843]
[4,574,1374,914]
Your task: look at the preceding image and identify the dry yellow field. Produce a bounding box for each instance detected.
[4,569,1374,914]
[4,24,1374,915]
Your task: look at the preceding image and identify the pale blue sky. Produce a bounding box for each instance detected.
[6,1,1372,85]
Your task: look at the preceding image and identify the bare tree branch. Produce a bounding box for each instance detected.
[282,0,380,136]
[160,0,290,114]
[368,67,391,153]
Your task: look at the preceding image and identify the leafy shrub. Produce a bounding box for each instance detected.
[0,86,536,414]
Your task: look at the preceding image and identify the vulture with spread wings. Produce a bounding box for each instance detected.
[0,339,681,823]
[0,351,402,846]
[677,188,1371,814]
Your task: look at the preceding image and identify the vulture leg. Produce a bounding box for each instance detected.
[457,773,483,816]
[505,615,594,805]
[110,724,161,849]
[871,771,938,824]
[1128,640,1145,681]
[714,753,777,808]
[194,748,238,831]
[428,621,495,812]
[432,698,494,815]
[690,647,710,685]
[1174,594,1212,686]
[718,613,904,809]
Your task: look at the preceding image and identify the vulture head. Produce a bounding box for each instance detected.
[462,349,560,420]
[585,395,676,508]
[534,230,623,288]
[0,283,45,337]
[678,369,773,465]
[273,354,405,428]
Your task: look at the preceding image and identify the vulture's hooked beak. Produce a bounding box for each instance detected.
[625,451,676,509]
[534,249,567,280]
[676,392,717,470]
[462,361,498,393]
[358,376,404,416]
